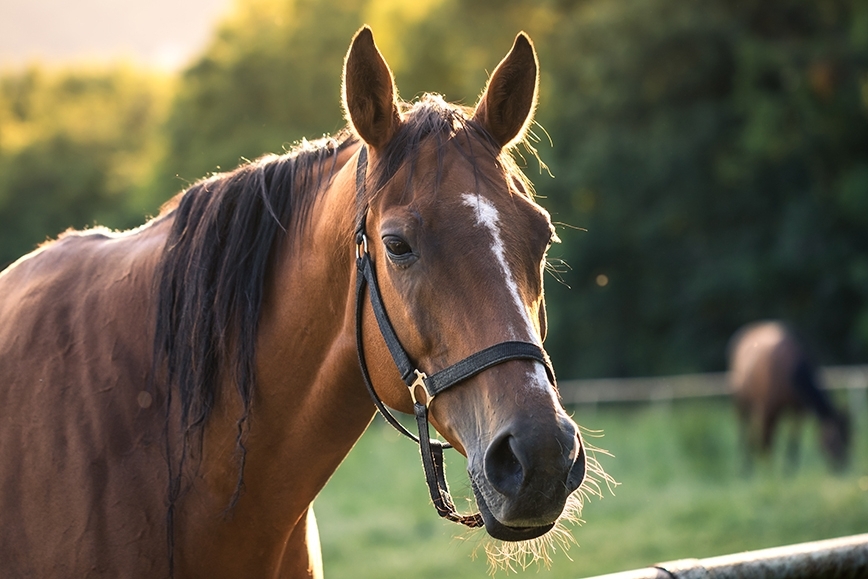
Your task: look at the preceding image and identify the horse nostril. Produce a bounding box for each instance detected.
[566,438,586,493]
[484,433,525,498]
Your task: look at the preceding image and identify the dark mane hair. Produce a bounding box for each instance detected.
[151,95,532,527]
[152,131,354,564]
[154,130,353,453]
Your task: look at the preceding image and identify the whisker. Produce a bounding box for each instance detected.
[544,258,572,287]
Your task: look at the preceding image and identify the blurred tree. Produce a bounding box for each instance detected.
[0,66,172,269]
[155,0,368,193]
[534,0,868,376]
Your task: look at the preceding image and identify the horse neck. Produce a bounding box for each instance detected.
[201,143,373,515]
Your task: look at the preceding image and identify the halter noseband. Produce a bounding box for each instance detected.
[353,145,556,528]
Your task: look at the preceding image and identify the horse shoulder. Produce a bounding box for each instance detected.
[0,221,172,576]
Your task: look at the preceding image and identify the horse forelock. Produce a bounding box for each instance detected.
[362,94,538,215]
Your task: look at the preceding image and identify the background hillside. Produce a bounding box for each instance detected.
[0,0,232,69]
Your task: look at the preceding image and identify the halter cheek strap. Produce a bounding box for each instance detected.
[353,145,556,528]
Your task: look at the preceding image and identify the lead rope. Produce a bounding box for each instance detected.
[352,145,555,529]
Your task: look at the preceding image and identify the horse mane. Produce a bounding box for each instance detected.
[151,94,534,522]
[151,133,355,540]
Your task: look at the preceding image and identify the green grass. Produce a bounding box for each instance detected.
[315,395,868,578]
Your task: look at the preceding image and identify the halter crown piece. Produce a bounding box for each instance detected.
[353,145,557,528]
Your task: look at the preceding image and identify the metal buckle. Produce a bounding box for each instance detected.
[356,234,369,260]
[409,369,433,407]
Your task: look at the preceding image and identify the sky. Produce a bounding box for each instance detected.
[0,0,234,70]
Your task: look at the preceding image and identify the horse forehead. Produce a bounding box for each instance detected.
[458,192,529,245]
[462,193,501,228]
[457,191,548,275]
[458,192,542,344]
[455,185,551,241]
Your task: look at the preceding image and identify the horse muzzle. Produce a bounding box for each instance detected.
[469,418,586,541]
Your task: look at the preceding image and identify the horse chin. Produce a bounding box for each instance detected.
[470,480,556,542]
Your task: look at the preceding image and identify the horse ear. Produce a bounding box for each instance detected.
[473,32,539,149]
[342,26,401,148]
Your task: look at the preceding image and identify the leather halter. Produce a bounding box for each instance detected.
[353,146,557,528]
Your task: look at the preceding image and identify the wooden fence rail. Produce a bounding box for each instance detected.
[558,365,868,406]
[579,533,868,579]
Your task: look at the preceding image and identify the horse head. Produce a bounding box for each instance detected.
[343,27,586,543]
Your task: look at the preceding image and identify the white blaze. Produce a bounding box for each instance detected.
[461,193,536,343]
[462,192,558,397]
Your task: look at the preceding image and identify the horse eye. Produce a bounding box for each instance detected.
[383,235,413,258]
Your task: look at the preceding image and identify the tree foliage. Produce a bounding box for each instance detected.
[1,0,866,377]
[535,0,868,375]
[156,0,367,189]
[0,66,172,268]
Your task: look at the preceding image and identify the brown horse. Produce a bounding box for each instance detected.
[0,28,593,577]
[728,320,850,472]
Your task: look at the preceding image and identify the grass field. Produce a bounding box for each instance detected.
[314,394,868,578]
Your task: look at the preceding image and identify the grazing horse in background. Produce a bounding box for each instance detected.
[728,320,850,472]
[0,27,594,578]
